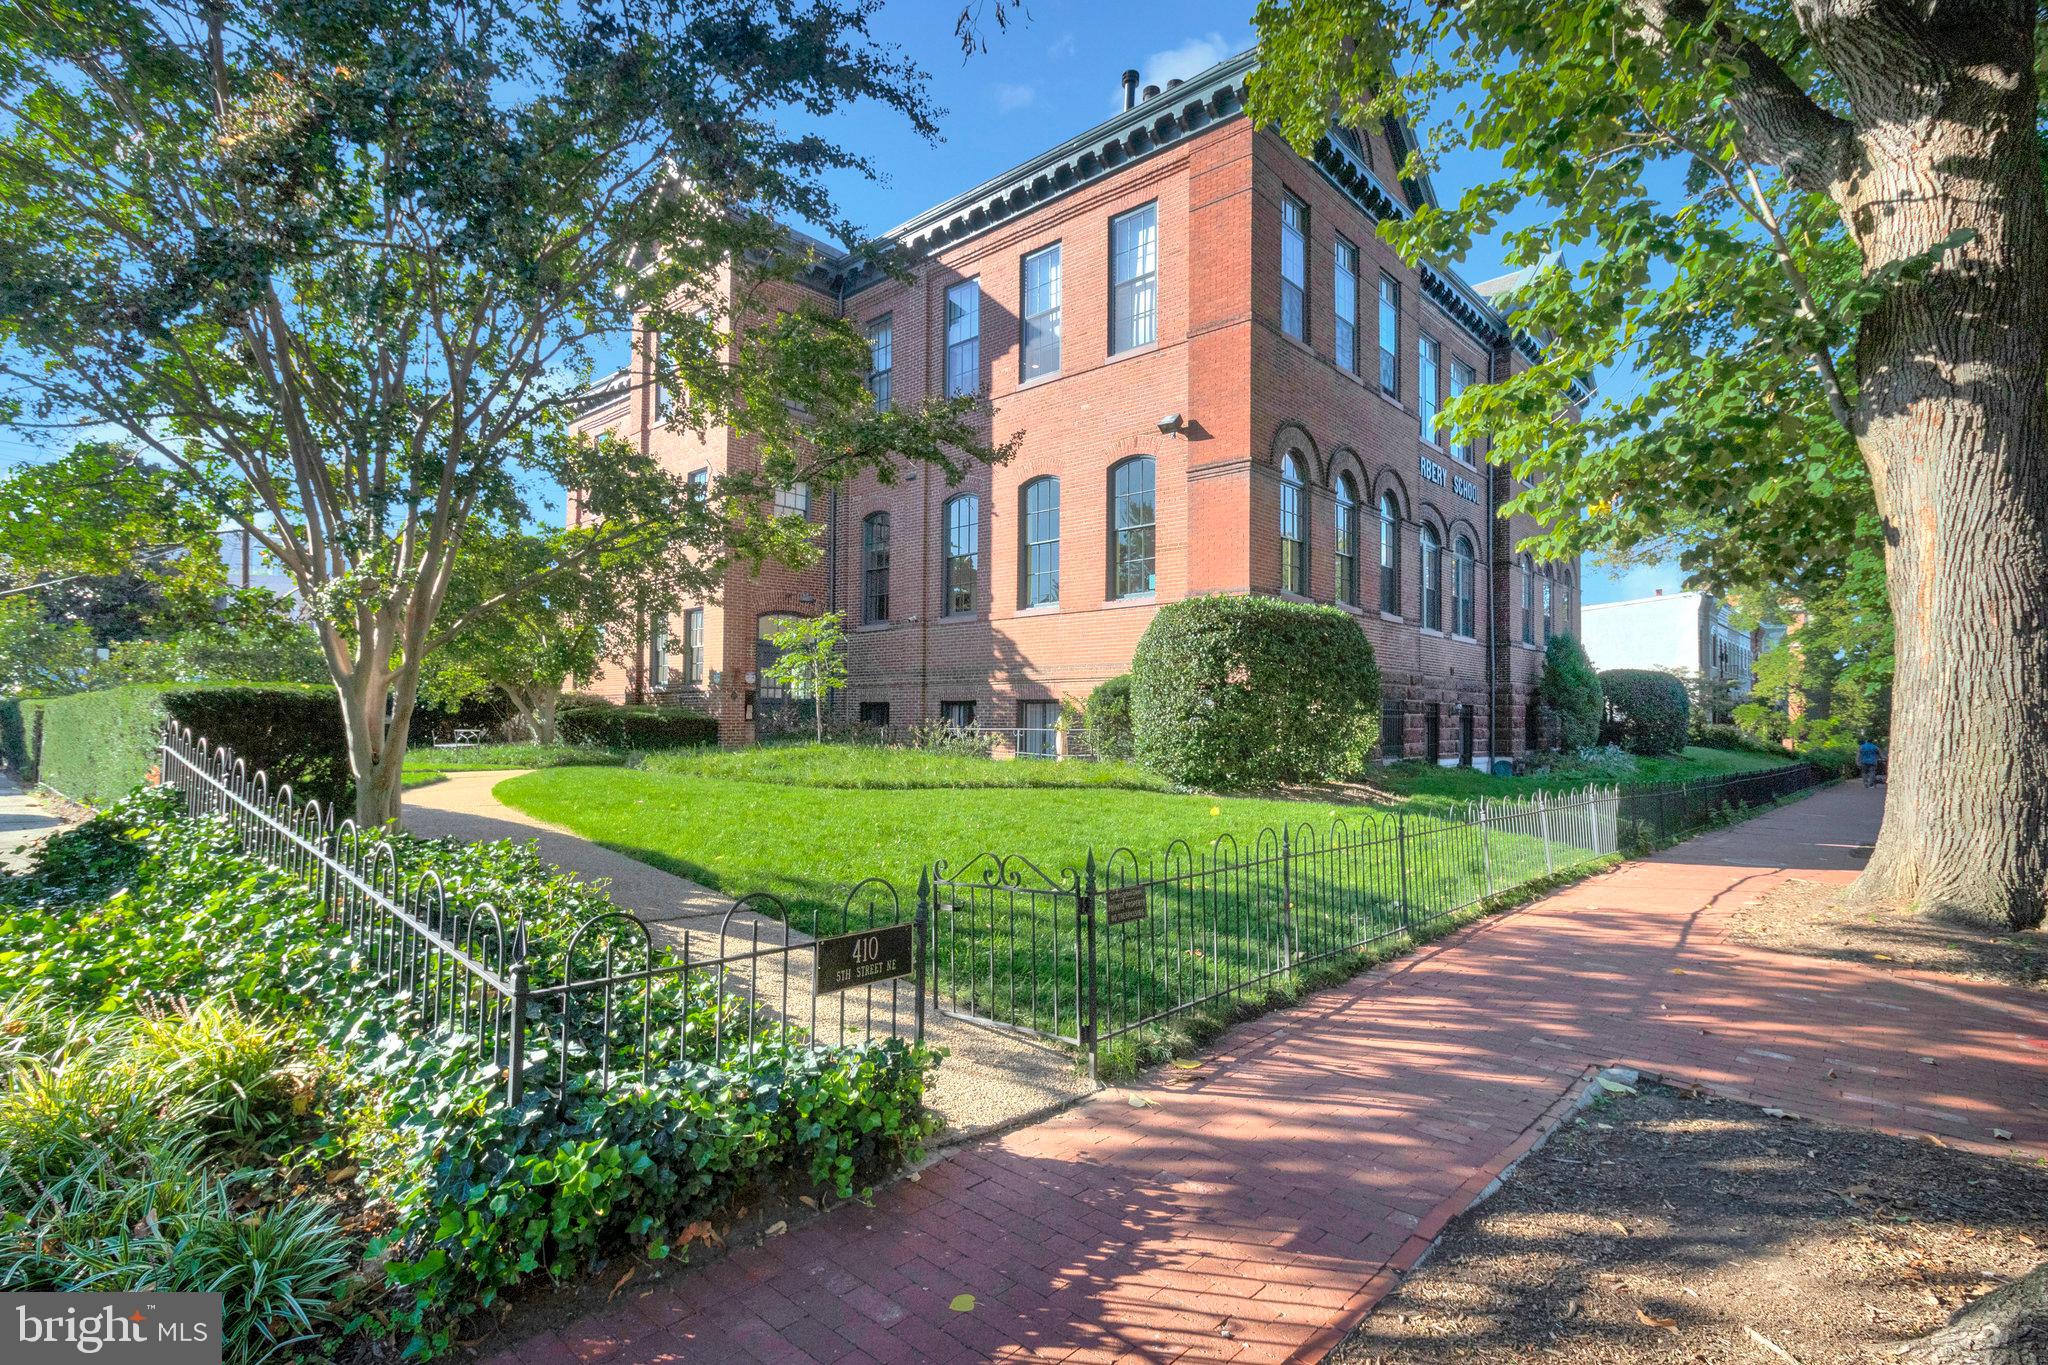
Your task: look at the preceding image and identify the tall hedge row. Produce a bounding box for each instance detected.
[557,704,718,750]
[17,684,349,805]
[1599,669,1692,755]
[1130,595,1381,789]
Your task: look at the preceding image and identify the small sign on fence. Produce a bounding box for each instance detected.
[814,923,916,995]
[1103,884,1148,925]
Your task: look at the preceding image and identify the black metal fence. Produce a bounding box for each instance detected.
[928,762,1823,1071]
[158,727,924,1106]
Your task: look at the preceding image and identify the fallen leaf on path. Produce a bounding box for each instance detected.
[763,1221,787,1238]
[949,1294,976,1312]
[1635,1308,1678,1331]
[609,1267,636,1300]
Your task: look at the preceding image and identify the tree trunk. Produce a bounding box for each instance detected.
[1839,35,2048,932]
[501,683,561,744]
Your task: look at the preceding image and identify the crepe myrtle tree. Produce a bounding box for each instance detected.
[0,0,1007,825]
[1248,0,2048,930]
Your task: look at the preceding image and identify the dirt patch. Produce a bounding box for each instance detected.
[1729,877,2048,992]
[1328,1083,2048,1364]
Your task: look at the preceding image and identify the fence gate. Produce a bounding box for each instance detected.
[923,854,1089,1051]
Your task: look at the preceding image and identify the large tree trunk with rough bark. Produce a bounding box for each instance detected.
[1834,20,2048,932]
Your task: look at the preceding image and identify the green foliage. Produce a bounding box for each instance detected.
[761,613,849,743]
[88,593,326,688]
[640,742,1169,791]
[28,684,347,805]
[1537,635,1603,749]
[0,791,937,1358]
[1083,674,1136,761]
[0,595,93,697]
[1693,723,1783,756]
[1130,596,1382,789]
[557,704,718,752]
[401,743,627,773]
[1599,669,1692,756]
[0,443,224,605]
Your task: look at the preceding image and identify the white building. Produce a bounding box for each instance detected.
[1580,589,1771,700]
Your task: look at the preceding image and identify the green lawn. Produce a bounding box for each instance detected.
[401,742,628,773]
[1370,745,1794,802]
[495,744,1635,1039]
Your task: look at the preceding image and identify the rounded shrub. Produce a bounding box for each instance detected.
[1538,635,1603,749]
[1129,595,1380,789]
[1083,675,1135,761]
[1599,668,1691,755]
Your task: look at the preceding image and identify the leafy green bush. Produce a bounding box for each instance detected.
[1598,669,1692,755]
[557,703,718,751]
[1129,596,1381,789]
[1083,674,1135,761]
[1797,738,1860,778]
[26,684,348,805]
[0,698,28,774]
[1538,636,1603,749]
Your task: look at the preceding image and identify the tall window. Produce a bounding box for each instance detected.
[1543,567,1555,642]
[1333,238,1359,374]
[773,484,810,518]
[688,467,709,498]
[1018,700,1059,758]
[1449,359,1475,463]
[1279,452,1307,594]
[1420,523,1442,631]
[1419,335,1441,445]
[1020,244,1062,380]
[1021,477,1060,607]
[1280,193,1309,341]
[945,279,980,397]
[866,316,893,409]
[1453,534,1477,637]
[1520,555,1535,644]
[944,494,979,616]
[1378,492,1402,614]
[1559,571,1572,636]
[1109,457,1156,599]
[1110,203,1158,353]
[1334,473,1359,606]
[861,512,890,624]
[683,608,704,686]
[649,615,669,687]
[1378,275,1401,395]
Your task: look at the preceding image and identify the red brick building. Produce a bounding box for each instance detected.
[570,50,1582,765]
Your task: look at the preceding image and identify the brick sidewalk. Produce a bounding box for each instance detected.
[493,784,2048,1364]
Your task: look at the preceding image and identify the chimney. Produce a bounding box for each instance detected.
[1121,69,1139,110]
[1143,83,1161,100]
[1654,588,1663,596]
[1167,78,1184,91]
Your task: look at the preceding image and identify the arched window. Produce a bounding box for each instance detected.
[1279,453,1307,595]
[1542,566,1555,642]
[1453,534,1477,638]
[1420,523,1443,632]
[943,495,978,616]
[1109,457,1156,599]
[1020,477,1060,607]
[1378,492,1401,614]
[1519,555,1535,645]
[1333,474,1359,607]
[861,512,890,624]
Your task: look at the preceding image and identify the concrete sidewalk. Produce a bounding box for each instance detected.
[0,774,74,871]
[480,782,2047,1364]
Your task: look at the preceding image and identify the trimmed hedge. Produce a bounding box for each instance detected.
[1130,595,1380,789]
[24,684,349,805]
[1538,635,1603,749]
[1599,669,1691,755]
[1083,674,1135,761]
[557,703,718,751]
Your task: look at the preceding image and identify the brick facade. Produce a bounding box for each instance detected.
[569,52,1582,765]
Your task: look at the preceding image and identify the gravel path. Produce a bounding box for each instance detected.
[403,768,1094,1138]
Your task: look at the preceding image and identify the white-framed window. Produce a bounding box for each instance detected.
[1333,237,1359,374]
[649,615,669,687]
[1379,491,1401,615]
[1453,534,1477,637]
[1334,473,1359,606]
[1449,358,1475,464]
[1020,244,1062,380]
[1520,555,1535,644]
[1419,334,1442,445]
[1279,452,1307,595]
[1420,522,1442,631]
[1280,192,1309,342]
[1020,476,1060,607]
[773,483,810,518]
[1378,275,1401,396]
[683,607,704,685]
[1109,456,1156,599]
[688,467,709,498]
[945,279,981,397]
[862,512,890,624]
[1543,567,1555,642]
[866,315,893,409]
[1018,700,1059,758]
[1110,203,1159,353]
[944,494,979,616]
